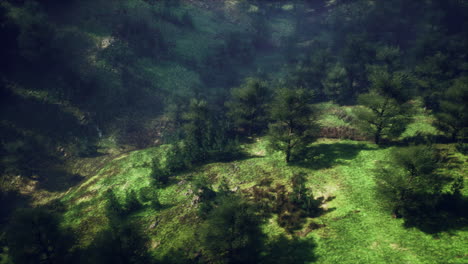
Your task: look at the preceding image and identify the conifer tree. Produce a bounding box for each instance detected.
[7,208,74,264]
[435,77,468,142]
[226,78,270,136]
[268,88,319,163]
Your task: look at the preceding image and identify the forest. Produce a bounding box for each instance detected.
[0,0,467,263]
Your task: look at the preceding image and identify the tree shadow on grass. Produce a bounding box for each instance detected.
[295,142,376,170]
[0,92,99,193]
[402,194,468,234]
[0,189,32,226]
[261,234,317,264]
[36,169,86,192]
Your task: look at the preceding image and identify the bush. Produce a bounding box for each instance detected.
[198,195,263,263]
[6,208,75,264]
[374,145,462,230]
[151,144,188,186]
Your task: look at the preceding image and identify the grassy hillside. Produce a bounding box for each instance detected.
[33,136,465,263]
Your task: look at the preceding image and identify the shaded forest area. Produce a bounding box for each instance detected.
[0,0,467,263]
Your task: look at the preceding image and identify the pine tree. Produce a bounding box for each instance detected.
[435,77,468,142]
[226,78,270,136]
[182,99,213,163]
[374,145,462,226]
[268,88,319,163]
[7,208,74,264]
[198,195,263,264]
[354,90,412,145]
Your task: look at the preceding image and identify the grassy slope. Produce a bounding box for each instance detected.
[56,136,467,263]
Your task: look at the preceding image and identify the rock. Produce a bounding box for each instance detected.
[149,218,160,229]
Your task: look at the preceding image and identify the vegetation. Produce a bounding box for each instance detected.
[198,195,263,264]
[354,90,412,144]
[6,208,74,264]
[374,145,463,232]
[435,77,468,142]
[268,88,319,162]
[0,0,467,263]
[226,78,270,136]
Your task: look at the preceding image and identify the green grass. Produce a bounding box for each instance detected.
[316,102,356,128]
[55,137,467,263]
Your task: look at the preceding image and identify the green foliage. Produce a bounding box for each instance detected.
[367,68,414,103]
[226,78,270,136]
[6,208,75,264]
[85,222,152,264]
[374,145,462,229]
[268,88,319,163]
[435,76,468,141]
[151,143,187,186]
[95,189,151,264]
[249,173,325,233]
[289,173,323,217]
[354,90,412,144]
[198,195,263,264]
[322,63,348,103]
[286,50,332,102]
[181,99,242,164]
[182,99,213,163]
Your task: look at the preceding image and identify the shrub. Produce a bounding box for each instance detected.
[374,145,462,230]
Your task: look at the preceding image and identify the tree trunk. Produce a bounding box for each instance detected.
[374,132,381,145]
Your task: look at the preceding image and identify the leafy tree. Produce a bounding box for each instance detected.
[268,88,319,163]
[435,77,468,141]
[226,78,270,136]
[198,195,263,264]
[6,208,74,264]
[374,145,462,225]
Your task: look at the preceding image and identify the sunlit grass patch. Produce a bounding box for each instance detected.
[54,136,467,262]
